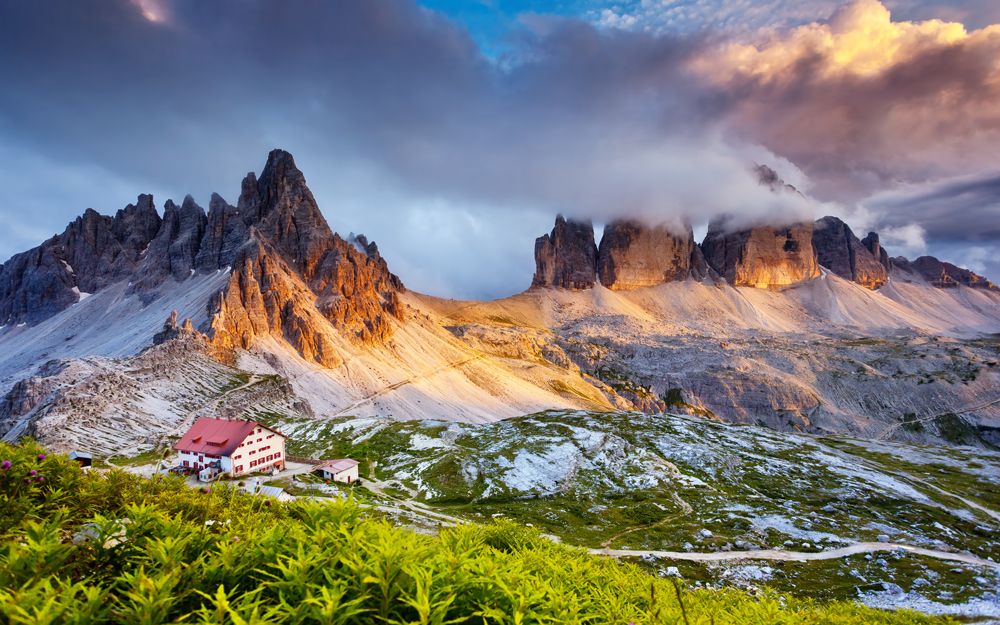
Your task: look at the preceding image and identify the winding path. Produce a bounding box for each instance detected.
[591,542,1000,568]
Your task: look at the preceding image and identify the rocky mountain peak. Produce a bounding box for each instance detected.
[597,219,700,290]
[754,164,799,194]
[532,215,597,289]
[861,231,892,272]
[812,216,888,289]
[237,148,336,279]
[905,256,997,290]
[702,218,821,288]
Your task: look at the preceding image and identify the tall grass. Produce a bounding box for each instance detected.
[0,441,950,624]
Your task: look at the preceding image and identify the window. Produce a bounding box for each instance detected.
[275,451,281,458]
[235,465,243,473]
[183,460,189,467]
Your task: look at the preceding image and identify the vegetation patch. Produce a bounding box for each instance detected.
[0,441,952,624]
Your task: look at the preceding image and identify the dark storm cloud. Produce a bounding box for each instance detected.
[0,0,998,295]
[0,0,814,298]
[868,173,1000,243]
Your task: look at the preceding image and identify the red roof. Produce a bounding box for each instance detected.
[173,418,284,456]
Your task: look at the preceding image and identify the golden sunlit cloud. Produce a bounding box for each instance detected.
[694,0,997,82]
[687,0,1000,201]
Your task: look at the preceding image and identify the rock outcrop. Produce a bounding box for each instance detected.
[532,216,597,289]
[861,232,892,272]
[895,256,998,290]
[0,196,162,324]
[812,216,888,289]
[701,219,821,288]
[195,193,248,272]
[597,220,697,290]
[131,195,208,291]
[754,164,800,195]
[214,150,405,351]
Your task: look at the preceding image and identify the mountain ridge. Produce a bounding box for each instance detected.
[1,150,999,454]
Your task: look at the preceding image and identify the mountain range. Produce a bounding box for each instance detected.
[1,150,999,454]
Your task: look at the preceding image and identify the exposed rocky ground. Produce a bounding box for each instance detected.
[0,333,308,454]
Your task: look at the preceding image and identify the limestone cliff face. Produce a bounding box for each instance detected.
[532,216,597,289]
[0,195,161,324]
[702,219,821,288]
[214,150,404,351]
[206,240,344,368]
[194,150,404,366]
[597,220,696,290]
[904,256,997,290]
[862,232,892,272]
[195,193,248,272]
[812,216,888,289]
[131,195,208,291]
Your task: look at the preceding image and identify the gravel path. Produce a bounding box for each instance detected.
[592,542,999,568]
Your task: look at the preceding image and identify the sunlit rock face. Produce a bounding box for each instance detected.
[0,149,405,368]
[532,216,597,289]
[812,216,888,290]
[597,219,696,290]
[702,219,821,288]
[206,150,406,360]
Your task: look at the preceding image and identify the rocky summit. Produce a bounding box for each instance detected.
[0,196,161,325]
[532,215,598,289]
[597,219,705,290]
[894,255,997,290]
[701,219,821,288]
[812,216,888,289]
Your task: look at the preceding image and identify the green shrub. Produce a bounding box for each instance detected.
[0,443,953,624]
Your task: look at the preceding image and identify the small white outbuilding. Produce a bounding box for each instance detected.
[314,459,360,483]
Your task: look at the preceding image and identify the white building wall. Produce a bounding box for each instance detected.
[228,426,286,477]
[335,465,359,483]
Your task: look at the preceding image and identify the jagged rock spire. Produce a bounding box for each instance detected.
[812,216,888,289]
[532,216,597,289]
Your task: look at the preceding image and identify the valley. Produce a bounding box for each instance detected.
[1,149,999,621]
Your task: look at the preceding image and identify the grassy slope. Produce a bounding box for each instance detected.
[0,441,949,624]
[266,411,1000,611]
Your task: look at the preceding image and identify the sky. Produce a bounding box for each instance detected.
[0,0,999,299]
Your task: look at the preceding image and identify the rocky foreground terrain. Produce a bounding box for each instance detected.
[1,149,999,453]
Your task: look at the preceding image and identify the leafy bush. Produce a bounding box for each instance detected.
[0,443,952,624]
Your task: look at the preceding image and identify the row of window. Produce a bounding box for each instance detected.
[234,451,282,474]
